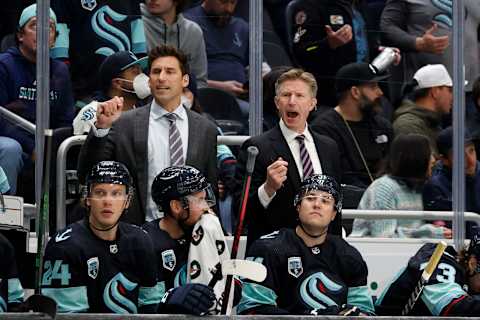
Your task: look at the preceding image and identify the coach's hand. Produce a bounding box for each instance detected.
[95,96,123,129]
[264,157,288,197]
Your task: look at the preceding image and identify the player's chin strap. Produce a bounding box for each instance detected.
[299,223,328,239]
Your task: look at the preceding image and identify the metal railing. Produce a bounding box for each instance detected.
[55,135,250,230]
[343,209,480,224]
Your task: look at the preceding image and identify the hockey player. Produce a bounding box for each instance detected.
[238,174,375,315]
[143,166,218,315]
[0,233,24,312]
[376,229,480,316]
[41,161,160,313]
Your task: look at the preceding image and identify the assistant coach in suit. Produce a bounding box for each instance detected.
[78,45,217,226]
[235,68,342,247]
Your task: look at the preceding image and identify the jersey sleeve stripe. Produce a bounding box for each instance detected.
[138,282,164,307]
[41,286,89,313]
[347,285,375,314]
[237,282,278,314]
[7,278,24,304]
[420,282,466,315]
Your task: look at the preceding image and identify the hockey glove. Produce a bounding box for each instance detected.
[162,283,216,315]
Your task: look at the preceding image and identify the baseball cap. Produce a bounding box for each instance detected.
[18,4,57,29]
[413,64,452,89]
[436,126,474,156]
[335,62,390,93]
[98,51,148,91]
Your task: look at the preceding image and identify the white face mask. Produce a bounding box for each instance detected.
[132,73,151,99]
[181,94,193,109]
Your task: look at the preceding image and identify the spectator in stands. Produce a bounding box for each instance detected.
[291,0,380,107]
[467,76,480,152]
[380,1,480,103]
[78,45,218,226]
[235,68,341,248]
[141,0,208,88]
[184,0,249,114]
[310,62,393,189]
[393,64,452,156]
[350,133,451,238]
[423,126,480,238]
[0,4,74,165]
[0,137,23,194]
[72,51,150,135]
[51,0,147,102]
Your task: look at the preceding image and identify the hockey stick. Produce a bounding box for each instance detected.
[220,146,259,315]
[35,129,53,293]
[208,259,267,288]
[401,241,447,315]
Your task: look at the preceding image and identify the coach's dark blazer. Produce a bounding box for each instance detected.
[235,125,342,247]
[78,104,218,225]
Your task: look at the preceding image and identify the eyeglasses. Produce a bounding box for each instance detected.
[302,194,335,206]
[89,189,128,201]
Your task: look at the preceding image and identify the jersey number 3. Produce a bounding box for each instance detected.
[42,260,72,286]
[420,262,456,283]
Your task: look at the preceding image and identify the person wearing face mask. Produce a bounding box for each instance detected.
[73,51,151,135]
[310,62,393,190]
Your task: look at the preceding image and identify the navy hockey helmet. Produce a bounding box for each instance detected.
[468,226,480,260]
[84,161,134,197]
[294,174,342,212]
[151,166,215,212]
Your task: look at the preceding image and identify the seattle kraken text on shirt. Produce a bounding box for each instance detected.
[18,86,59,101]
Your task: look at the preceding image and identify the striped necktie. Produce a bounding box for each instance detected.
[165,113,184,166]
[296,134,314,180]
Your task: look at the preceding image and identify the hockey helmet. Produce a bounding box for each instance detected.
[151,166,215,212]
[294,174,342,212]
[467,226,480,270]
[85,161,134,197]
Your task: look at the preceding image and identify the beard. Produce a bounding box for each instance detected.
[358,93,381,117]
[206,10,232,27]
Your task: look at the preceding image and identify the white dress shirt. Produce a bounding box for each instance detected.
[146,101,189,221]
[258,120,322,208]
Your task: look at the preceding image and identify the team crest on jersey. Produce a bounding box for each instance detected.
[87,257,99,279]
[81,0,97,11]
[288,257,303,278]
[162,250,176,271]
[110,244,118,254]
[190,260,201,280]
[192,226,204,246]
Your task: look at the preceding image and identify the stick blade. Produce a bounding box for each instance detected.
[423,241,447,280]
[221,259,267,282]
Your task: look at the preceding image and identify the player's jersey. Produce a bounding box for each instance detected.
[142,219,189,296]
[41,219,160,313]
[0,233,23,312]
[51,0,146,98]
[376,243,480,316]
[238,229,375,315]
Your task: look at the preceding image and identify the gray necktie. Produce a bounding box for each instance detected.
[165,113,184,166]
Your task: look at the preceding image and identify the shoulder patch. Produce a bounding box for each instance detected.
[81,0,97,11]
[162,249,176,272]
[87,257,99,279]
[288,256,303,278]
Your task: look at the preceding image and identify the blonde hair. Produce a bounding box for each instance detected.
[275,68,318,98]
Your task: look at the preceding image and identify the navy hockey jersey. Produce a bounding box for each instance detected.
[142,219,188,297]
[238,229,375,314]
[41,219,160,313]
[0,233,23,312]
[51,0,146,98]
[376,243,480,316]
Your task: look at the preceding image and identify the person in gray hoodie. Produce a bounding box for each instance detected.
[141,0,208,88]
[393,64,453,156]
